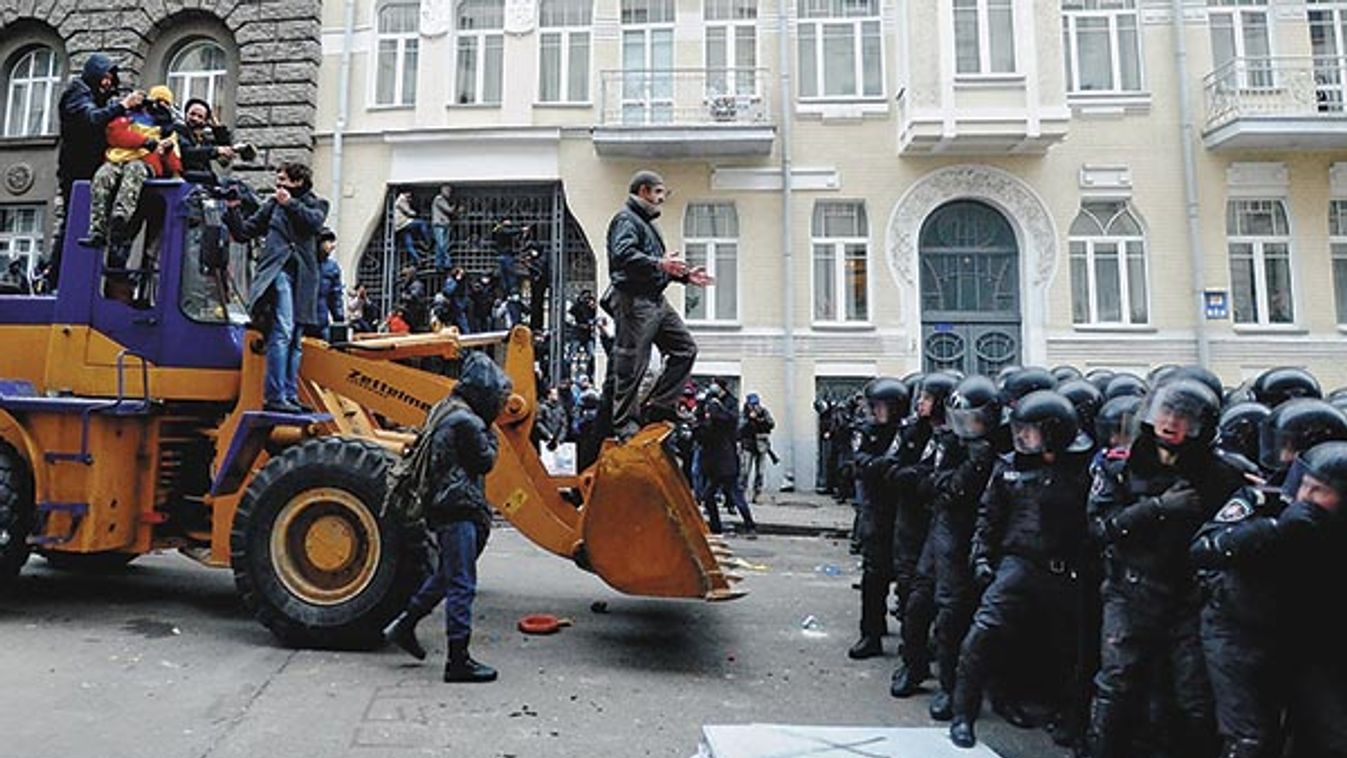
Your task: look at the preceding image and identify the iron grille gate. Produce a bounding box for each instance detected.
[918,200,1022,376]
[356,182,597,386]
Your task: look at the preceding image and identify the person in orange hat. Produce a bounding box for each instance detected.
[81,84,182,251]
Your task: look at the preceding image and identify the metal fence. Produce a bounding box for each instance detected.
[1204,56,1347,131]
[598,68,771,126]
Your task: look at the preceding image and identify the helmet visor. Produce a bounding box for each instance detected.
[1011,420,1046,455]
[1261,424,1311,473]
[949,406,994,440]
[1141,385,1209,446]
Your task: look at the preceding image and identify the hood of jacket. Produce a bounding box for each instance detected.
[81,54,118,90]
[454,351,512,423]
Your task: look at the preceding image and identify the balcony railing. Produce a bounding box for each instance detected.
[598,68,771,127]
[1204,55,1347,132]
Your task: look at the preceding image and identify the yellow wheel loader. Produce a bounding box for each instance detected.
[0,180,742,648]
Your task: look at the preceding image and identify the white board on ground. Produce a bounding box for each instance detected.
[697,725,1004,758]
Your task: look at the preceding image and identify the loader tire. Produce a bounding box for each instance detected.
[231,437,429,649]
[0,441,34,586]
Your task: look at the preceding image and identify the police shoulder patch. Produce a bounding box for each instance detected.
[1215,499,1254,523]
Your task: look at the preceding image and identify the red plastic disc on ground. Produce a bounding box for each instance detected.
[517,614,565,635]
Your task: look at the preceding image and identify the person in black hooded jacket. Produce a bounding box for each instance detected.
[54,53,143,288]
[383,351,512,684]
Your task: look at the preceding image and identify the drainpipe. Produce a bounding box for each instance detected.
[1172,0,1211,368]
[329,0,357,236]
[777,0,798,489]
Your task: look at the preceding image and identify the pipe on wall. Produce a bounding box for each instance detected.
[1172,0,1212,368]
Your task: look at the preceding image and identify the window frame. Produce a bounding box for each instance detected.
[372,0,420,108]
[682,202,741,325]
[1208,0,1274,90]
[620,0,677,124]
[1061,0,1144,96]
[953,0,1017,76]
[3,45,62,138]
[1328,198,1347,325]
[1226,198,1296,327]
[1068,202,1150,327]
[810,200,872,325]
[538,0,593,104]
[455,0,506,106]
[705,0,759,100]
[796,0,884,101]
[167,39,231,116]
[0,205,43,280]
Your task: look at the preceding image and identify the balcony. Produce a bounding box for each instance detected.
[591,68,776,158]
[1203,56,1347,150]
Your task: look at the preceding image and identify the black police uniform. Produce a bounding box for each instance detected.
[850,414,902,647]
[951,451,1091,732]
[1087,436,1244,758]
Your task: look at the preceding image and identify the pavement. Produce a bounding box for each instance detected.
[0,495,1070,758]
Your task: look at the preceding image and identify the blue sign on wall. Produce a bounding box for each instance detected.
[1204,290,1229,320]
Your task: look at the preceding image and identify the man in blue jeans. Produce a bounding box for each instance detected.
[225,162,328,413]
[383,352,513,683]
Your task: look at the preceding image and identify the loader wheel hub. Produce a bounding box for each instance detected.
[271,488,381,606]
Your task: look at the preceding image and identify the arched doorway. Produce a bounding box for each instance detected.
[918,200,1022,374]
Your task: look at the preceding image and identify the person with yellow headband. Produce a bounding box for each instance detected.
[81,84,183,252]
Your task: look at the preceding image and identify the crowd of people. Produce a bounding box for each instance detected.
[837,363,1347,757]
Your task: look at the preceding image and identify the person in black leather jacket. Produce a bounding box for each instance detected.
[1086,379,1244,758]
[601,171,712,440]
[949,391,1092,749]
[383,352,512,684]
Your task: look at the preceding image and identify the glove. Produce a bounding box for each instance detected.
[973,558,996,589]
[1200,518,1280,565]
[1280,499,1329,529]
[1154,483,1201,514]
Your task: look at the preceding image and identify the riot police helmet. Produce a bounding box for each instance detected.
[1329,390,1347,416]
[1085,368,1117,394]
[1138,378,1221,451]
[918,371,960,424]
[1096,395,1143,449]
[1283,440,1347,508]
[1259,399,1347,473]
[1057,379,1105,441]
[1051,365,1083,383]
[1217,401,1272,464]
[1000,367,1058,407]
[947,375,1001,440]
[900,372,926,400]
[1104,373,1148,401]
[1252,367,1322,408]
[1010,390,1090,455]
[1164,366,1225,402]
[864,376,911,422]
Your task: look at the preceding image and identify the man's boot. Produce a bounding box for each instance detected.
[949,625,991,749]
[949,720,976,749]
[382,610,428,660]
[929,690,954,721]
[889,658,929,697]
[847,634,883,660]
[444,635,497,683]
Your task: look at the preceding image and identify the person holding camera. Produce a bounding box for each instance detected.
[738,394,776,503]
[223,162,329,414]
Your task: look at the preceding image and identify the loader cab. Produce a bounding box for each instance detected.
[51,180,247,369]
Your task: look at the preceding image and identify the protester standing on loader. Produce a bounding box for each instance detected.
[224,162,328,413]
[384,352,512,683]
[602,170,712,441]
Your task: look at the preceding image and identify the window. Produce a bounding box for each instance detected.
[812,201,869,322]
[797,0,882,99]
[621,0,675,123]
[168,40,229,117]
[954,0,1016,74]
[0,206,42,279]
[375,2,419,106]
[1061,0,1141,94]
[1227,199,1294,325]
[4,46,61,137]
[1329,200,1347,323]
[456,0,505,105]
[707,0,757,98]
[539,0,592,103]
[1209,0,1271,88]
[1069,201,1148,325]
[1308,1,1347,111]
[683,203,739,322]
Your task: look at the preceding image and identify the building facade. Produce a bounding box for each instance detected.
[0,0,323,281]
[315,0,1347,490]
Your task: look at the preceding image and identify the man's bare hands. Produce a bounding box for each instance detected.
[687,265,714,287]
[274,186,292,205]
[659,252,688,277]
[121,90,145,110]
[218,145,236,160]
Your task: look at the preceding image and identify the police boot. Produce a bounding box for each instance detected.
[1087,695,1129,758]
[889,658,930,698]
[991,696,1035,730]
[949,720,976,749]
[929,690,954,721]
[382,609,428,660]
[847,635,883,660]
[444,635,497,683]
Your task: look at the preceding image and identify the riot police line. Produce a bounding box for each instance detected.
[839,364,1347,757]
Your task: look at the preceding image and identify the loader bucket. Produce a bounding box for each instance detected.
[581,423,746,601]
